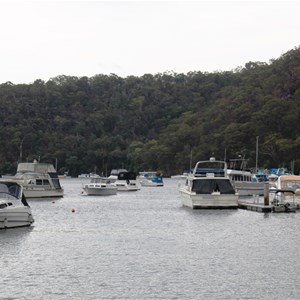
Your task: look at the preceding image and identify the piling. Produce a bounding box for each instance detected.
[264,182,269,206]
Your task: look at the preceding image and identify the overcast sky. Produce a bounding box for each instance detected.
[1,0,299,84]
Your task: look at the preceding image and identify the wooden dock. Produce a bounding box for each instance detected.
[238,199,272,212]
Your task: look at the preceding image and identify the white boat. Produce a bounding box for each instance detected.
[270,175,300,206]
[138,172,164,187]
[227,158,265,196]
[179,158,239,209]
[275,175,300,194]
[83,176,117,196]
[0,181,34,229]
[109,171,140,191]
[2,161,64,198]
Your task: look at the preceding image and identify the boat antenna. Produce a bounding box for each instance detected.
[189,149,193,171]
[255,136,259,173]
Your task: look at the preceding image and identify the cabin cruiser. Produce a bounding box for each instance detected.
[227,158,265,196]
[108,171,140,191]
[3,161,64,198]
[179,158,238,209]
[269,175,300,206]
[0,181,34,229]
[274,175,300,194]
[83,175,117,196]
[138,172,164,187]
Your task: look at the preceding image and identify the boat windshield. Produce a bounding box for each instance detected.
[0,182,22,199]
[192,179,235,194]
[281,180,300,190]
[194,161,226,177]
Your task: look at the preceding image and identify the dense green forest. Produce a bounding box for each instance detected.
[1,47,300,176]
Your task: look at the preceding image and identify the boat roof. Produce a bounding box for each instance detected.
[110,169,128,175]
[279,175,300,181]
[17,162,57,173]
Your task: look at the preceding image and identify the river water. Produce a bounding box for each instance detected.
[1,178,299,300]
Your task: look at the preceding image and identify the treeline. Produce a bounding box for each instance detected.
[1,47,300,176]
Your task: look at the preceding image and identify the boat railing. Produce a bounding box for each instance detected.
[271,189,296,206]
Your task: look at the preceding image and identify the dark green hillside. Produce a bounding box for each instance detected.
[1,47,300,176]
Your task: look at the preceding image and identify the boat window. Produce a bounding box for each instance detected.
[0,184,9,193]
[43,179,50,185]
[36,179,43,185]
[0,203,8,209]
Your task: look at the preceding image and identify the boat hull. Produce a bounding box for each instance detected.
[23,188,64,198]
[115,184,140,191]
[140,181,164,187]
[233,182,265,196]
[0,208,34,229]
[114,181,140,191]
[83,186,117,196]
[179,188,239,209]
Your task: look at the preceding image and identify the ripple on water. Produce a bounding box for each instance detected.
[0,178,299,299]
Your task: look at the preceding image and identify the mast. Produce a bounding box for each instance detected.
[255,136,259,173]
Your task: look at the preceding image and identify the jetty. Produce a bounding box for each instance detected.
[237,183,299,213]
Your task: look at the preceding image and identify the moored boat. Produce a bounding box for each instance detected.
[227,158,265,196]
[0,181,34,229]
[108,170,141,192]
[270,175,300,206]
[179,157,238,209]
[83,175,117,196]
[1,160,64,199]
[139,172,164,187]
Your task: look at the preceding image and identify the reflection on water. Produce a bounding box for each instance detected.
[0,178,299,300]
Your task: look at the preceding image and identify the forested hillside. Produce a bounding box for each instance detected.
[1,47,300,176]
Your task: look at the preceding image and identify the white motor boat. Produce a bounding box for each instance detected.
[179,158,239,209]
[2,160,64,199]
[227,158,265,196]
[270,175,300,206]
[274,175,300,194]
[0,181,34,229]
[138,172,164,187]
[110,171,141,191]
[83,176,117,196]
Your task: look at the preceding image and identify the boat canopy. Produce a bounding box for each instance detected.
[118,172,137,180]
[279,175,300,190]
[192,179,236,194]
[17,162,57,173]
[110,169,128,176]
[0,182,22,199]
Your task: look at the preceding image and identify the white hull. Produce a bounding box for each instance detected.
[0,208,34,229]
[83,186,117,196]
[233,182,265,196]
[114,182,140,191]
[23,188,64,198]
[140,181,164,187]
[179,188,239,209]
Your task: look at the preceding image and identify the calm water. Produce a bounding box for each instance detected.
[1,178,299,300]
